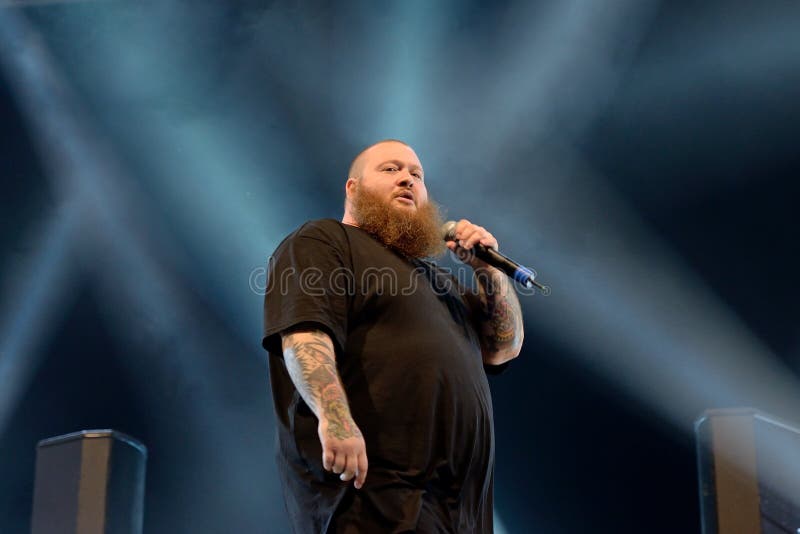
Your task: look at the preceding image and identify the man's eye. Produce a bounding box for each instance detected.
[384,167,398,172]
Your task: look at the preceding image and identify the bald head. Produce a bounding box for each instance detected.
[341,139,442,256]
[348,139,413,181]
[342,139,428,227]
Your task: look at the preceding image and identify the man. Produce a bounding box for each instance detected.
[262,139,524,533]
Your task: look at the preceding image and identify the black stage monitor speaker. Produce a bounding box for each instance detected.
[696,408,800,534]
[31,429,147,534]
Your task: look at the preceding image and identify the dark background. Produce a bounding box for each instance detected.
[1,0,799,532]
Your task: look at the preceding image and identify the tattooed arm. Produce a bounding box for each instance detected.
[446,219,524,365]
[281,327,368,488]
[472,265,524,364]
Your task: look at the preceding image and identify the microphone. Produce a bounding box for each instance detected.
[442,220,546,291]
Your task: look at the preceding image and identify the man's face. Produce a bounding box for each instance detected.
[345,141,444,258]
[349,141,428,213]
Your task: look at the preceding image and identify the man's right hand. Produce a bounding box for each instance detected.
[281,327,369,489]
[318,414,368,489]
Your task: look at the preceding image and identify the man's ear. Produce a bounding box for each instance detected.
[345,177,357,200]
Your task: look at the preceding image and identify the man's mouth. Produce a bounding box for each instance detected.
[394,191,415,205]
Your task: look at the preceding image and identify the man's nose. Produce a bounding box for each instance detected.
[396,173,414,187]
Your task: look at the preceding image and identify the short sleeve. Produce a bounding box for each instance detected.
[261,222,352,357]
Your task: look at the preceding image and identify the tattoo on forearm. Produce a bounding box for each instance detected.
[476,269,523,354]
[283,330,361,439]
[487,298,516,346]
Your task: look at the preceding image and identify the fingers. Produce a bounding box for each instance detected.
[321,445,345,476]
[453,219,498,251]
[355,450,368,489]
[322,448,334,472]
[338,454,356,482]
[322,441,368,489]
[338,450,369,488]
[331,449,346,476]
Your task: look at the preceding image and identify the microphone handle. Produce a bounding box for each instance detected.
[472,243,545,290]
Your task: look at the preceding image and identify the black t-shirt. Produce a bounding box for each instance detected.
[262,219,498,533]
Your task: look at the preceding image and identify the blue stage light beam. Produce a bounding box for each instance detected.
[0,8,283,530]
[0,202,82,434]
[44,0,338,345]
[490,145,800,509]
[588,9,800,199]
[0,5,253,394]
[417,0,800,433]
[438,0,658,167]
[360,0,459,143]
[517,145,800,426]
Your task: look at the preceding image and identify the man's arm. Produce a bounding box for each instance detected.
[472,265,524,364]
[281,327,368,488]
[447,219,524,365]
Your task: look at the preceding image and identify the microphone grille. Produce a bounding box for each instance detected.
[441,220,457,241]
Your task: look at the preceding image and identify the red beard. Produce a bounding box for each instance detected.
[350,184,446,259]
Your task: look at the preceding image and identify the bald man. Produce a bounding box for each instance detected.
[262,140,524,533]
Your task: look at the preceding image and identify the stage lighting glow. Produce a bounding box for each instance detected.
[3,1,800,531]
[0,8,284,529]
[0,204,80,433]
